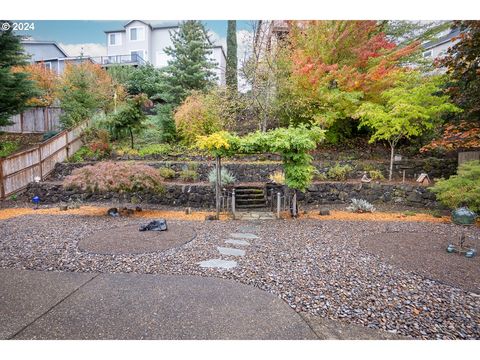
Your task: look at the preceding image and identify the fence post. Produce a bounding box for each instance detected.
[20,112,24,133]
[43,107,48,132]
[0,159,5,199]
[37,146,43,180]
[232,189,236,220]
[277,192,281,219]
[65,131,70,159]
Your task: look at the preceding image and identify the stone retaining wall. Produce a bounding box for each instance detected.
[48,157,456,183]
[23,181,442,209]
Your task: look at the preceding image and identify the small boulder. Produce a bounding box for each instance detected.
[319,207,330,216]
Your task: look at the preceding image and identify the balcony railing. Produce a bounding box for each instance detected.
[91,54,146,66]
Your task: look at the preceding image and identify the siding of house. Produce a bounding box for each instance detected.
[22,43,66,63]
[105,21,227,86]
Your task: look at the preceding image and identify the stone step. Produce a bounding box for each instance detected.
[236,198,266,204]
[234,185,265,190]
[216,247,246,257]
[235,193,265,199]
[236,204,267,209]
[235,189,264,195]
[198,259,237,269]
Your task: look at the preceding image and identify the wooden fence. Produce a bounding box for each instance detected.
[458,151,480,166]
[0,122,87,199]
[0,107,63,133]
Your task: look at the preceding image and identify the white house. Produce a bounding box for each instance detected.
[421,27,461,60]
[104,20,226,86]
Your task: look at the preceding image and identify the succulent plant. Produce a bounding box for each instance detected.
[346,198,375,213]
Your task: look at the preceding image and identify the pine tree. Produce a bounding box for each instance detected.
[0,23,38,127]
[226,20,238,93]
[163,20,217,106]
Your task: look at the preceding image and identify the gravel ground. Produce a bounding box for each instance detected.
[0,214,479,340]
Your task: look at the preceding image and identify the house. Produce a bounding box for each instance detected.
[421,27,461,60]
[21,40,93,75]
[103,20,226,86]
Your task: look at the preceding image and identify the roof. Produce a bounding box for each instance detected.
[422,28,461,50]
[21,40,69,57]
[104,20,179,33]
[35,56,94,63]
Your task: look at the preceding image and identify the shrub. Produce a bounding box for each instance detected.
[138,144,172,157]
[313,169,328,181]
[64,161,165,193]
[154,104,177,143]
[67,146,95,163]
[347,198,375,213]
[269,170,285,185]
[174,90,228,145]
[158,167,176,179]
[327,164,353,181]
[403,210,417,216]
[208,168,236,186]
[369,170,385,180]
[179,169,198,182]
[0,141,19,158]
[114,146,140,157]
[430,160,480,212]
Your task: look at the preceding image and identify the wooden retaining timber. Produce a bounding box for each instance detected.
[0,121,87,199]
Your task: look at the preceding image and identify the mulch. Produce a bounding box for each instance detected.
[361,231,480,294]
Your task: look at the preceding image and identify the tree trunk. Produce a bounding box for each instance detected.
[389,142,395,181]
[129,128,134,149]
[215,156,222,219]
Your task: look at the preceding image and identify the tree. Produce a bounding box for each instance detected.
[420,121,480,153]
[226,20,238,93]
[153,104,177,143]
[439,21,480,122]
[355,72,460,180]
[13,62,59,106]
[162,21,217,106]
[113,64,165,99]
[0,23,39,126]
[277,21,420,127]
[109,94,151,149]
[197,125,325,217]
[59,62,123,128]
[174,89,230,145]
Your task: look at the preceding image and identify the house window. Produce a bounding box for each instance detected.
[423,50,432,58]
[41,62,52,70]
[109,33,121,46]
[129,27,144,41]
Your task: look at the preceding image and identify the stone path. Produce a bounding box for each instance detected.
[198,223,260,270]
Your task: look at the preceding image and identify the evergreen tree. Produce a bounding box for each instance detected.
[0,23,38,126]
[226,20,238,93]
[163,20,217,105]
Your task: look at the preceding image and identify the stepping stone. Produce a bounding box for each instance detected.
[236,226,258,233]
[216,247,246,257]
[198,259,237,270]
[230,233,259,239]
[225,239,250,246]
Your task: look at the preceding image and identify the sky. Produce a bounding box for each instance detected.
[13,20,255,57]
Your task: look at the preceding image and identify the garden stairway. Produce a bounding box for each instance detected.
[234,185,267,210]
